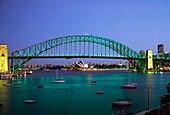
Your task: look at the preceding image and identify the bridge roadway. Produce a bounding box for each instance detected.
[8,56,170,62]
[8,56,146,60]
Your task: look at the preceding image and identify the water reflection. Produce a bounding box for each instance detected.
[0,80,11,115]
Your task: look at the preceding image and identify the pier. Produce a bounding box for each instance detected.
[135,103,170,115]
[135,82,170,115]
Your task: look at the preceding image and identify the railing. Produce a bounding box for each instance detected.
[135,102,170,115]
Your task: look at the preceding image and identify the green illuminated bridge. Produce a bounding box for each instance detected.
[9,35,170,72]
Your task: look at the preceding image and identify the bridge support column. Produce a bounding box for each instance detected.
[140,60,146,71]
[0,44,9,73]
[146,49,153,70]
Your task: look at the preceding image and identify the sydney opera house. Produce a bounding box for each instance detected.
[72,60,94,71]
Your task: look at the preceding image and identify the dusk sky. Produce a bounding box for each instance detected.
[0,0,170,63]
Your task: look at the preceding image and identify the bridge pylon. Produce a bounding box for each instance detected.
[146,49,153,70]
[0,44,9,73]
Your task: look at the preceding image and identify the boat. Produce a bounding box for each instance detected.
[45,69,51,71]
[15,86,22,88]
[121,83,138,89]
[0,74,12,80]
[16,81,23,84]
[112,101,132,107]
[88,81,96,85]
[53,80,65,83]
[24,100,35,104]
[26,70,33,74]
[37,85,43,88]
[112,77,132,108]
[95,90,104,94]
[122,74,138,89]
[117,98,131,101]
[3,83,11,86]
[53,69,65,83]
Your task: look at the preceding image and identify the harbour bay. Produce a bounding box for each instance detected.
[0,70,169,115]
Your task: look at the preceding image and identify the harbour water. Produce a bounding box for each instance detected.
[0,70,169,115]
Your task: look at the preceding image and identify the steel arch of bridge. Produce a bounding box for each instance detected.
[11,35,144,72]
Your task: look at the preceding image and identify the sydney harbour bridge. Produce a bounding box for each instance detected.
[7,35,170,73]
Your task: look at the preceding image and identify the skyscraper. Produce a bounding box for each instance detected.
[157,44,164,58]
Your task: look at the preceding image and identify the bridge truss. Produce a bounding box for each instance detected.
[11,35,144,72]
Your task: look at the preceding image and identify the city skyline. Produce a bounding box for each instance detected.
[1,0,170,56]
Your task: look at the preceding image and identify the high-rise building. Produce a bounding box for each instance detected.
[139,50,145,57]
[0,44,9,73]
[165,52,170,59]
[157,44,164,58]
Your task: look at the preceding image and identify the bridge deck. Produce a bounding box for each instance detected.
[8,55,146,60]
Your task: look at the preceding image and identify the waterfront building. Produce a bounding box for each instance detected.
[165,52,170,59]
[0,44,9,73]
[74,60,88,68]
[157,44,164,58]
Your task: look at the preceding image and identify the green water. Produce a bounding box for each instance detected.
[0,70,169,115]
